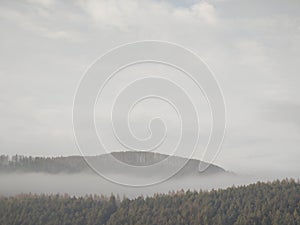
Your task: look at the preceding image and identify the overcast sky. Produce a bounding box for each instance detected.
[0,0,300,175]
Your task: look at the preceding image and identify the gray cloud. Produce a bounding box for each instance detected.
[263,101,300,130]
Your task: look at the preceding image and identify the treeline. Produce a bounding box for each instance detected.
[0,153,225,175]
[0,154,89,173]
[0,179,299,225]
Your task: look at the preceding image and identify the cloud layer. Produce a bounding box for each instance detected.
[0,0,300,176]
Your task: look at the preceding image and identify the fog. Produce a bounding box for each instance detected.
[1,172,298,199]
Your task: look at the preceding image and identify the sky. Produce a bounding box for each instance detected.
[0,0,300,176]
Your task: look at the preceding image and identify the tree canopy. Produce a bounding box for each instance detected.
[0,179,299,225]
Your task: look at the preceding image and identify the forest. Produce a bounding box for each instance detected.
[0,154,88,173]
[0,153,225,176]
[0,179,299,225]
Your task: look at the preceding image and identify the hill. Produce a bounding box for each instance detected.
[0,151,226,177]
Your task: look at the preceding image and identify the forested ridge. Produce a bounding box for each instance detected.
[0,179,299,225]
[0,153,225,175]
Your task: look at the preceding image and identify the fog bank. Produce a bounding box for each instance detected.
[1,172,299,198]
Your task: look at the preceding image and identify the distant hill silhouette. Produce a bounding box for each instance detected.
[0,151,226,177]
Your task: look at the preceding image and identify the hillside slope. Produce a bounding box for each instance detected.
[0,179,299,225]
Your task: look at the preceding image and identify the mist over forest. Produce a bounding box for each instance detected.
[0,152,298,198]
[1,0,300,224]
